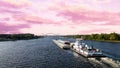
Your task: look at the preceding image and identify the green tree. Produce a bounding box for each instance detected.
[109,32,119,40]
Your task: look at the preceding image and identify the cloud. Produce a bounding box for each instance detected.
[0,0,62,34]
[51,2,120,26]
[0,0,31,9]
[0,17,10,21]
[0,22,30,34]
[0,8,23,14]
[0,0,119,35]
[80,28,110,34]
[13,14,62,25]
[92,0,111,4]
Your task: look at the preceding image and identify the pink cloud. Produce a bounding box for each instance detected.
[0,0,30,19]
[0,8,23,14]
[80,28,110,34]
[0,0,120,35]
[0,0,31,9]
[0,22,30,34]
[58,10,120,25]
[0,17,10,21]
[51,2,120,25]
[92,0,111,4]
[12,14,62,25]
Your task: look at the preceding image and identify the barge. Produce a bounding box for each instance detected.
[70,40,106,58]
[53,39,70,49]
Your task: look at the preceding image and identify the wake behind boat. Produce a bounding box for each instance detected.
[53,39,70,49]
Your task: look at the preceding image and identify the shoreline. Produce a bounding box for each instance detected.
[85,39,120,43]
[97,40,120,43]
[0,38,42,42]
[0,33,43,42]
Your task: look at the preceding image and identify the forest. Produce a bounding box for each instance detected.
[0,33,42,41]
[65,32,120,41]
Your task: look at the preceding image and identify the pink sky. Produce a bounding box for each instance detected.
[0,0,120,35]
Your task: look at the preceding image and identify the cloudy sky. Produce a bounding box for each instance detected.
[0,0,120,35]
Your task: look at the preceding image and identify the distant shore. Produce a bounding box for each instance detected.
[64,32,120,43]
[0,33,43,41]
[96,40,120,43]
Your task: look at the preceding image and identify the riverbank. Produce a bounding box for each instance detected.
[0,33,43,41]
[97,40,120,43]
[64,32,120,43]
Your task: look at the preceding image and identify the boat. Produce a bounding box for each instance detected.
[53,39,70,49]
[70,40,106,58]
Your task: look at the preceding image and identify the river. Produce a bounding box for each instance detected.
[0,36,119,68]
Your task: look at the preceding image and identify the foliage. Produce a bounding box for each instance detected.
[65,32,120,41]
[0,33,42,41]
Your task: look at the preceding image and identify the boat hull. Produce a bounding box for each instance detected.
[53,40,70,49]
[71,48,106,58]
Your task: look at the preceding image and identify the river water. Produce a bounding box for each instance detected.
[0,36,119,68]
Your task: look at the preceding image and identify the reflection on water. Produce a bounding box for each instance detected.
[72,51,79,57]
[65,50,80,58]
[0,37,95,68]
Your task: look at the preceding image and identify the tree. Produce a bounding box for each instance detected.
[109,32,119,40]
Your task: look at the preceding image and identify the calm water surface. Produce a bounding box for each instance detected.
[0,37,96,68]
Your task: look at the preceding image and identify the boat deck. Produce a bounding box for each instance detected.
[53,40,70,49]
[71,48,106,58]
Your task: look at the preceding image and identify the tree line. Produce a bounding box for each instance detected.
[0,33,42,41]
[65,32,120,41]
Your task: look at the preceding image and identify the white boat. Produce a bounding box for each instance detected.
[71,40,105,57]
[53,39,70,49]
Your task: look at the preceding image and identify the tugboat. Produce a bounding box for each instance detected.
[53,39,70,49]
[70,40,105,58]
